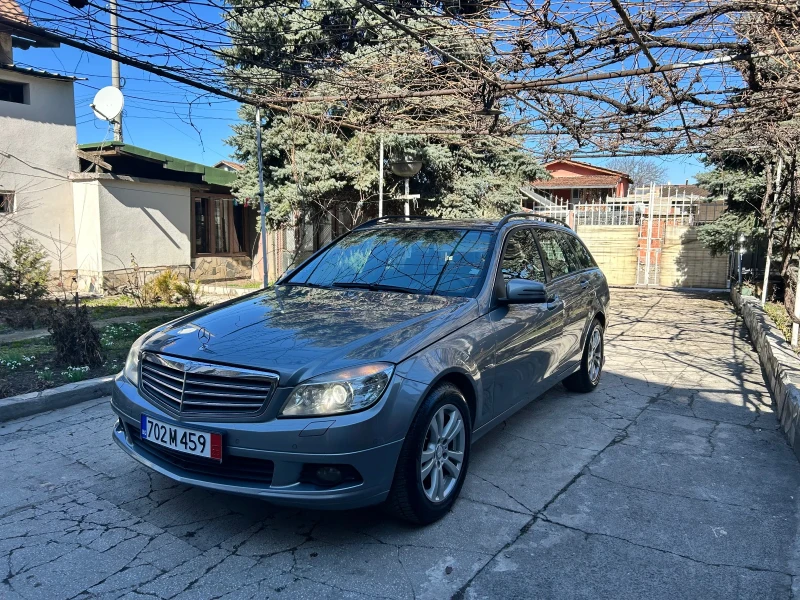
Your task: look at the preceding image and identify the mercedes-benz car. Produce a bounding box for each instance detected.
[111,213,609,524]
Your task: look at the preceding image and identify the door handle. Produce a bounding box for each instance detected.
[580,279,590,289]
[547,295,563,311]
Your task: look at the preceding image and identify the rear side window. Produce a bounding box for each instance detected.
[535,229,570,278]
[500,228,545,282]
[565,235,596,270]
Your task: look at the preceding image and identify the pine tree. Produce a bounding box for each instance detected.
[222,0,547,227]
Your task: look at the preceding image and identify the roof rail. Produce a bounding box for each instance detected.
[355,215,440,229]
[497,212,571,230]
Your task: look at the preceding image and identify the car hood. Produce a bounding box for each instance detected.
[143,286,478,385]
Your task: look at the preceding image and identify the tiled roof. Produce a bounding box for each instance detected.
[213,160,245,172]
[531,175,621,189]
[78,142,237,188]
[0,0,28,25]
[0,62,80,81]
[545,158,632,180]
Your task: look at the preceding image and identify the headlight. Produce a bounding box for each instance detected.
[122,331,151,386]
[280,363,394,417]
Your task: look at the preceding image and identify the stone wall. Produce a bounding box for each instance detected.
[192,256,252,282]
[101,265,191,296]
[732,287,800,459]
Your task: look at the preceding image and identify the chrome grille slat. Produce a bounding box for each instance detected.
[143,373,184,394]
[181,401,264,408]
[139,352,277,417]
[142,380,181,405]
[141,362,185,383]
[183,389,266,400]
[181,380,269,393]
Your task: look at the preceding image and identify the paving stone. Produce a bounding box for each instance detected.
[1,289,799,599]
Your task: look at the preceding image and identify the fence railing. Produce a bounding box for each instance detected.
[573,202,641,226]
[570,197,724,227]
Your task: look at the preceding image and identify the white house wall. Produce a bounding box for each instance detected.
[71,177,192,291]
[95,179,191,272]
[0,70,78,272]
[71,180,102,292]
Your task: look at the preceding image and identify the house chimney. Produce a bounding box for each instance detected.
[685,179,689,186]
[0,32,12,65]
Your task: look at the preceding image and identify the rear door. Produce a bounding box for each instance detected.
[533,228,586,369]
[490,227,565,415]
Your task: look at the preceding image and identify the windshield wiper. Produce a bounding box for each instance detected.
[332,281,425,294]
[281,282,331,289]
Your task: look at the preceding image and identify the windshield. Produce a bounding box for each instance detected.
[284,228,494,297]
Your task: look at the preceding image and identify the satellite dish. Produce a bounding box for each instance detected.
[91,86,124,121]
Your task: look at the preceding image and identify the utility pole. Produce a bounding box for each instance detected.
[762,156,783,306]
[110,0,123,141]
[378,136,384,218]
[255,107,269,289]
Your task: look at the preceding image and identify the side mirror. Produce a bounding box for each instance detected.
[504,279,547,304]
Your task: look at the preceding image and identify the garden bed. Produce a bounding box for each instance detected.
[0,316,174,399]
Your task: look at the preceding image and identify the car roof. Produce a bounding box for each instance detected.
[357,216,573,234]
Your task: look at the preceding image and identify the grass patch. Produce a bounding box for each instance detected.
[764,302,793,344]
[82,296,198,319]
[0,295,198,333]
[0,316,172,398]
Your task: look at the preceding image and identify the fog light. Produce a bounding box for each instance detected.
[315,466,343,485]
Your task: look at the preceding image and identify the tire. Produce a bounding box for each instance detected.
[385,382,471,524]
[563,318,604,393]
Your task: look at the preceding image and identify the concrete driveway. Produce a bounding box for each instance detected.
[1,290,799,599]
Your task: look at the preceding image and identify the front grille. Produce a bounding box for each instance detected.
[129,427,274,483]
[140,352,277,417]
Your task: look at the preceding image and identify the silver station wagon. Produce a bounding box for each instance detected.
[112,214,609,524]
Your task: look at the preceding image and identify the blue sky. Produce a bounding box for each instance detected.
[15,43,705,183]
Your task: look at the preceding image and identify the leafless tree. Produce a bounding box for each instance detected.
[605,158,669,188]
[4,1,800,159]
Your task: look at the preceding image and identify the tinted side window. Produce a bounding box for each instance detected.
[535,229,570,278]
[566,235,596,270]
[500,228,545,282]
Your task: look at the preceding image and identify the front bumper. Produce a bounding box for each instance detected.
[110,375,420,510]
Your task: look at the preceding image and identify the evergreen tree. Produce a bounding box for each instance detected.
[223,0,547,227]
[695,153,766,257]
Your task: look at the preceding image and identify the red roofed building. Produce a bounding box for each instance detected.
[526,159,633,208]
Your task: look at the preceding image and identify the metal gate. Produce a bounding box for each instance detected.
[637,188,661,287]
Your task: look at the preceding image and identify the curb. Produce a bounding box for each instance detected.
[731,287,800,460]
[0,375,115,423]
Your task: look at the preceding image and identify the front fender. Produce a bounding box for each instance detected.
[393,313,496,429]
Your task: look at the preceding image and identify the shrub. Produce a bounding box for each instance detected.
[0,234,51,301]
[47,303,103,367]
[146,269,181,303]
[173,276,202,307]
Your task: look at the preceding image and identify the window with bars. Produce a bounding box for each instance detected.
[192,196,255,257]
[0,191,14,213]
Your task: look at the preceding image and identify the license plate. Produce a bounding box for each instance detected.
[141,415,222,461]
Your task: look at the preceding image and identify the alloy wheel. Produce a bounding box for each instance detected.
[420,403,466,503]
[588,327,603,384]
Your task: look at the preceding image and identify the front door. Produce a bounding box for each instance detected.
[490,227,565,416]
[535,228,595,371]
